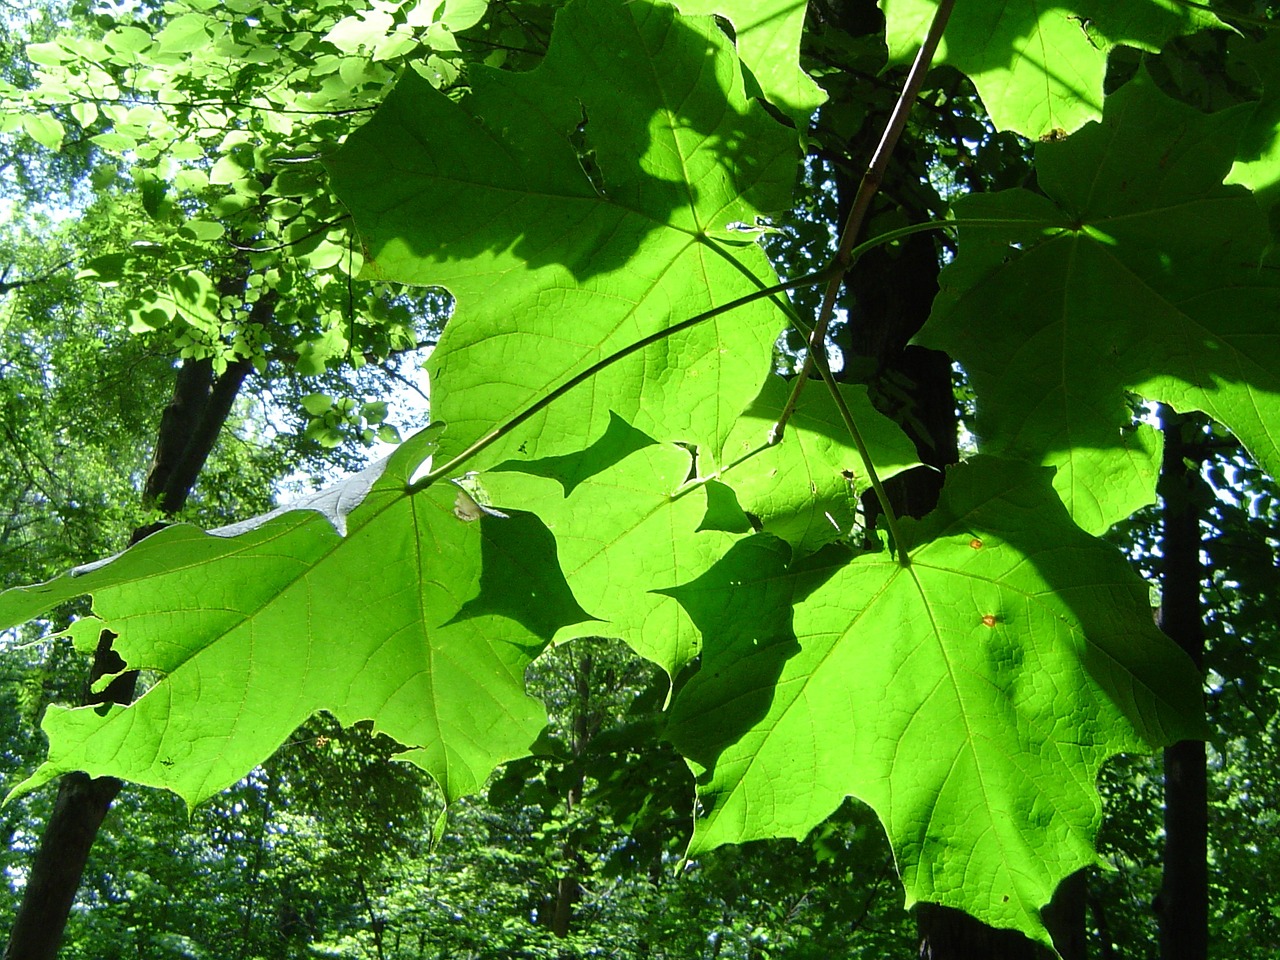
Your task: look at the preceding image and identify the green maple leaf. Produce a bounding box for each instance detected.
[882,0,1222,138]
[479,384,918,672]
[0,428,589,807]
[483,427,742,675]
[666,456,1204,942]
[327,0,798,469]
[718,375,920,554]
[916,72,1280,533]
[672,0,826,123]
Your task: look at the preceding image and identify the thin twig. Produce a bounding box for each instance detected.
[0,90,379,117]
[0,258,75,295]
[848,856,896,934]
[376,360,431,404]
[774,0,956,433]
[770,0,956,563]
[404,217,982,500]
[227,217,349,254]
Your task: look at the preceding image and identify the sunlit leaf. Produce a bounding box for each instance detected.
[327,0,799,468]
[917,72,1280,532]
[0,428,590,807]
[882,0,1222,138]
[667,456,1205,942]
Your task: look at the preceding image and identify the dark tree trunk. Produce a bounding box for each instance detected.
[1042,872,1087,960]
[833,184,957,529]
[3,630,137,960]
[5,352,254,960]
[144,356,254,513]
[3,774,124,960]
[1089,888,1118,960]
[550,652,594,950]
[917,906,1051,960]
[1154,407,1208,960]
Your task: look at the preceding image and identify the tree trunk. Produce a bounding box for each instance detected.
[1042,872,1087,960]
[144,356,253,513]
[550,651,593,949]
[3,777,122,960]
[1154,407,1208,960]
[1089,887,1118,960]
[917,906,1050,960]
[4,354,253,960]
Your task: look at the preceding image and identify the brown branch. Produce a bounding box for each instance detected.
[0,259,75,296]
[769,0,956,563]
[227,217,349,254]
[773,0,956,438]
[0,90,377,117]
[375,360,430,404]
[154,356,255,515]
[266,336,436,370]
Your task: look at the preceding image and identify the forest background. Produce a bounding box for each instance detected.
[0,0,1278,958]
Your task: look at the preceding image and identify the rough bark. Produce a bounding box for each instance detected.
[144,355,254,514]
[1154,407,1208,960]
[3,774,125,960]
[5,351,254,960]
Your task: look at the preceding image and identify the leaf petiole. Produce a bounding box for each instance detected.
[408,267,837,494]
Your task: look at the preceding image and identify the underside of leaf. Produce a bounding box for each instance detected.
[326,0,800,469]
[3,431,589,808]
[667,456,1205,941]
